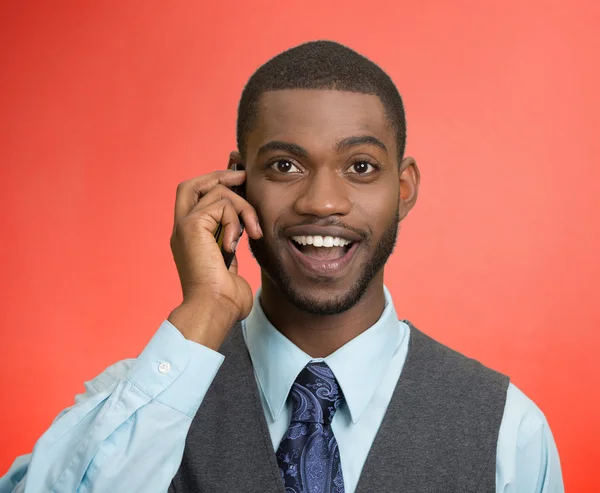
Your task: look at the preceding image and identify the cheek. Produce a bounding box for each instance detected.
[355,186,399,242]
[247,187,285,236]
[354,188,398,231]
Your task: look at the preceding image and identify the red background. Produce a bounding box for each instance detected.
[1,1,598,490]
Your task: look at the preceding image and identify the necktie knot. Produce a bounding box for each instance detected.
[290,362,344,425]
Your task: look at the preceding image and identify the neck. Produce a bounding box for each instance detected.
[259,274,386,358]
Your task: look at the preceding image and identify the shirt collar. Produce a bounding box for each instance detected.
[244,285,404,424]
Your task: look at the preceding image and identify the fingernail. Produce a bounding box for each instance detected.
[230,240,237,251]
[257,222,263,237]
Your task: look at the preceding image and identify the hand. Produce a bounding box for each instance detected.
[167,170,263,349]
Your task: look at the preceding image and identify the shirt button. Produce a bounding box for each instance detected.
[158,361,171,374]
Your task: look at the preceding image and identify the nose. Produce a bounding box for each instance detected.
[292,169,352,218]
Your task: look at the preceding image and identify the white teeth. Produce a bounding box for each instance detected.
[291,235,353,247]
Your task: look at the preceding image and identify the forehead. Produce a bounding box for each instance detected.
[248,89,394,152]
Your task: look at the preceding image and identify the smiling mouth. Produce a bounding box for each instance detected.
[285,237,360,277]
[289,238,353,260]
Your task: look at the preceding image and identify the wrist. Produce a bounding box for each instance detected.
[168,298,238,350]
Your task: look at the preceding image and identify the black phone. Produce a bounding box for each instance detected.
[214,163,246,269]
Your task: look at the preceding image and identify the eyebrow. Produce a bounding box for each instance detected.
[256,134,388,159]
[336,135,388,154]
[257,141,308,158]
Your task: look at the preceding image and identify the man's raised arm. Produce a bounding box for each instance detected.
[0,170,264,492]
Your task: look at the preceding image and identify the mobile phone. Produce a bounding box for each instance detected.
[214,163,246,269]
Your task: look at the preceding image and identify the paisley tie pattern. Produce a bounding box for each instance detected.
[276,362,345,493]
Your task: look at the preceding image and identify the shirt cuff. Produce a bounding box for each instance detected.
[126,320,225,417]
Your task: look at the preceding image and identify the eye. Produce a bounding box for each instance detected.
[269,159,302,174]
[347,160,378,174]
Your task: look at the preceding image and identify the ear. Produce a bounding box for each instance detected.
[398,156,420,221]
[228,151,243,170]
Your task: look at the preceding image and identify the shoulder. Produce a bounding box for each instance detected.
[405,321,509,388]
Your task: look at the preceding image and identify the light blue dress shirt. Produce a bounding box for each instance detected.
[0,286,564,493]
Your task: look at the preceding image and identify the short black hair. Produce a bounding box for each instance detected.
[237,40,406,162]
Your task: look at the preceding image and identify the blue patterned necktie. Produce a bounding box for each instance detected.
[276,362,345,493]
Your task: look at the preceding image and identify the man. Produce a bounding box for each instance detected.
[0,41,563,492]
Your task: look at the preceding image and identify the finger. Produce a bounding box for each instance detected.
[228,253,238,275]
[194,184,262,239]
[173,170,246,226]
[185,197,242,253]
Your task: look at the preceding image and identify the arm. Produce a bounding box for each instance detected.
[1,169,263,493]
[496,383,564,493]
[0,320,224,493]
[516,416,563,493]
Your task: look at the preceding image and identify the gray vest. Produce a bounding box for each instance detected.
[170,322,509,492]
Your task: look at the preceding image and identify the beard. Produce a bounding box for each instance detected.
[248,207,400,315]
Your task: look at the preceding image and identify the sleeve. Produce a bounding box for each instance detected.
[0,320,224,493]
[496,383,564,493]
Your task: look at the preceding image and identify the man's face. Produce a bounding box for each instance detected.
[244,89,408,315]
